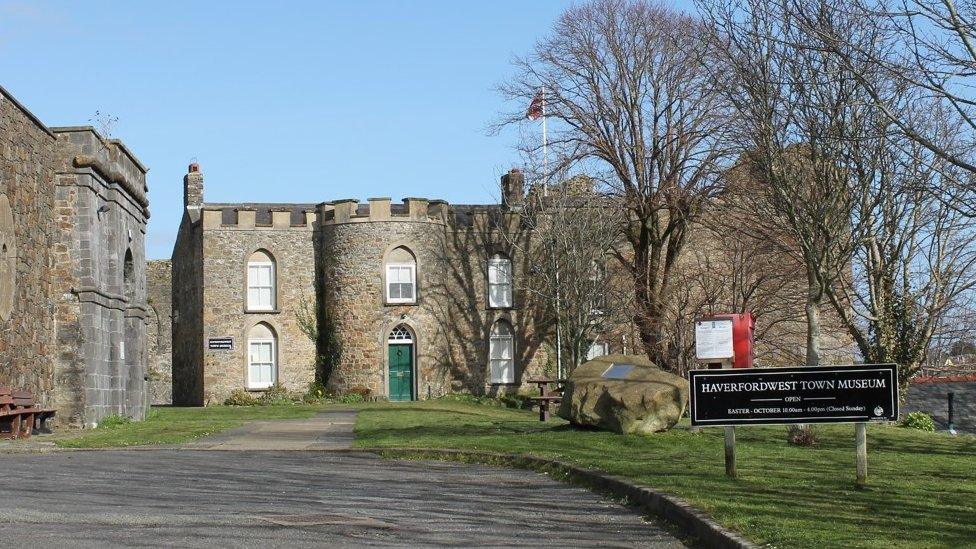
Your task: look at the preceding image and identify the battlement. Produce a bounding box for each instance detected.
[201,204,318,231]
[319,197,450,225]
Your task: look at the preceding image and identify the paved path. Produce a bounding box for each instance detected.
[186,410,357,450]
[0,450,685,548]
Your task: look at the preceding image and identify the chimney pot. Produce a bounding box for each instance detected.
[189,162,200,173]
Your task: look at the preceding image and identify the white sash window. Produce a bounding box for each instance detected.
[247,250,276,311]
[247,339,276,389]
[489,321,515,384]
[386,263,416,303]
[488,256,513,308]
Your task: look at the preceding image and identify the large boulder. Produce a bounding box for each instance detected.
[557,354,688,435]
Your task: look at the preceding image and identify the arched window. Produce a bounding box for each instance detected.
[247,250,276,311]
[247,322,277,389]
[388,325,413,342]
[385,246,417,304]
[489,320,515,384]
[123,248,134,301]
[487,253,512,308]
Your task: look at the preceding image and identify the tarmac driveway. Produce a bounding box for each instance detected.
[0,448,685,547]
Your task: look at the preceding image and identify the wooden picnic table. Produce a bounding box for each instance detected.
[526,377,565,396]
[526,378,566,422]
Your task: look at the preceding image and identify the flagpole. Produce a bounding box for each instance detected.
[542,87,548,197]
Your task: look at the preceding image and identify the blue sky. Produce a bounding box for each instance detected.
[0,0,691,259]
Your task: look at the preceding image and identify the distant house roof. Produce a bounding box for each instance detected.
[945,354,976,369]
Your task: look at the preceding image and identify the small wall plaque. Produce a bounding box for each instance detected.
[208,337,234,351]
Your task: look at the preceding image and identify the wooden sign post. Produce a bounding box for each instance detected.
[724,426,737,479]
[695,315,754,479]
[689,364,898,488]
[855,422,867,488]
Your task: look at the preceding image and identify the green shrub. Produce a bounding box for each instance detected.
[348,385,372,399]
[224,388,258,406]
[498,393,534,410]
[258,384,294,406]
[901,411,935,432]
[787,424,820,447]
[97,414,132,428]
[336,392,366,404]
[438,392,533,409]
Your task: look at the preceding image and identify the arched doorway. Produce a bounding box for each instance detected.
[387,325,415,401]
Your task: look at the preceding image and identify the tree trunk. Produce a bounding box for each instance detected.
[805,269,822,367]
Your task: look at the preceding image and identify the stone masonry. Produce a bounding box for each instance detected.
[147,260,173,405]
[0,87,58,404]
[0,85,150,427]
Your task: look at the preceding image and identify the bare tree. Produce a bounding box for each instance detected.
[498,0,733,371]
[802,0,976,215]
[704,0,976,397]
[701,0,884,367]
[500,172,627,376]
[824,126,976,394]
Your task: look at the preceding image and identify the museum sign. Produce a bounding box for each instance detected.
[689,364,898,426]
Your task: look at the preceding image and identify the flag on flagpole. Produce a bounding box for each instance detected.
[526,89,544,120]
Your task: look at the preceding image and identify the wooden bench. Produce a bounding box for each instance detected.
[0,387,57,439]
[527,378,565,422]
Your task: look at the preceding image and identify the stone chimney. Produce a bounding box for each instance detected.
[501,168,525,210]
[184,162,204,211]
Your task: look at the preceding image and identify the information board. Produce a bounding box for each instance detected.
[689,364,898,426]
[695,319,734,360]
[207,337,234,351]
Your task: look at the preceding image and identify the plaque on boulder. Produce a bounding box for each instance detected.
[558,354,689,435]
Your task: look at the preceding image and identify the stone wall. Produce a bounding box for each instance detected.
[905,379,975,435]
[320,199,552,400]
[0,88,58,403]
[195,205,318,404]
[171,210,204,406]
[147,260,172,405]
[51,128,150,426]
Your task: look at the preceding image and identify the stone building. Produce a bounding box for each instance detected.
[171,166,560,405]
[0,85,150,426]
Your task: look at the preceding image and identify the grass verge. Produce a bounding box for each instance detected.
[354,399,976,549]
[54,405,325,448]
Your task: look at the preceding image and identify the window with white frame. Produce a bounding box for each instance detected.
[247,322,277,389]
[385,246,417,304]
[488,254,513,308]
[586,339,610,361]
[247,250,276,311]
[489,320,515,384]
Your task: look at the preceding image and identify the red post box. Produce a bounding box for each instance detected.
[730,312,754,369]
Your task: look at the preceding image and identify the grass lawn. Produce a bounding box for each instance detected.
[54,405,326,448]
[354,399,976,549]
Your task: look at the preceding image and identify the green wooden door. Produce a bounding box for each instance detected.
[388,344,413,401]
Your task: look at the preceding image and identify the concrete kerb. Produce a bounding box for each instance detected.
[360,447,755,549]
